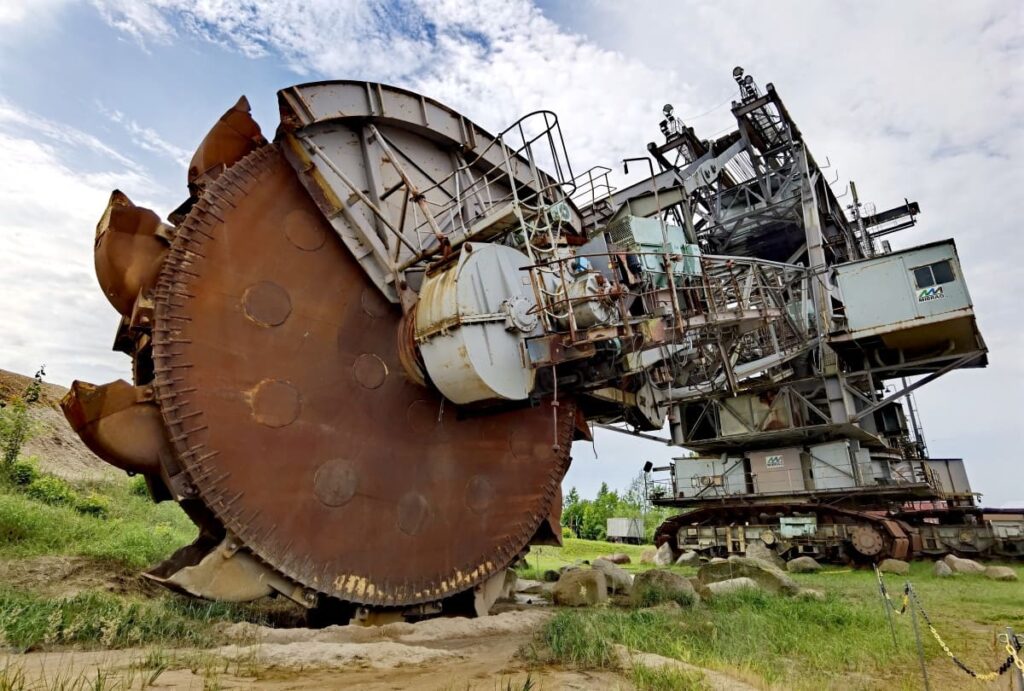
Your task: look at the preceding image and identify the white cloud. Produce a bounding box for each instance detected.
[0,104,176,389]
[0,0,70,27]
[96,102,191,167]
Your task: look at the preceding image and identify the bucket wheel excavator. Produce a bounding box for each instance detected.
[62,70,1008,622]
[63,85,583,622]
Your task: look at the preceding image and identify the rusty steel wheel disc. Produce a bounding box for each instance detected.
[151,145,573,606]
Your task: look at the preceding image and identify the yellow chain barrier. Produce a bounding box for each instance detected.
[875,567,1021,681]
[906,584,1019,681]
[1002,633,1024,673]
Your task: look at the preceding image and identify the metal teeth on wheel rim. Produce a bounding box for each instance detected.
[150,144,575,607]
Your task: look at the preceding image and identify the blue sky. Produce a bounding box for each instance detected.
[1,0,1021,506]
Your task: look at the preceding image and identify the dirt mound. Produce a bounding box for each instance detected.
[216,640,463,670]
[0,556,157,599]
[0,369,117,483]
[220,610,551,646]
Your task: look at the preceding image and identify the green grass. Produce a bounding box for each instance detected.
[0,477,195,570]
[0,471,283,654]
[538,592,914,689]
[517,538,654,580]
[0,587,269,652]
[529,540,1024,690]
[630,664,708,691]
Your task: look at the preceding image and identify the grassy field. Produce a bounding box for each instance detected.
[0,468,1021,689]
[0,477,195,570]
[0,471,288,656]
[521,538,1024,690]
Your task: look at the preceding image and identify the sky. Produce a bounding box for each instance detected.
[0,0,1021,507]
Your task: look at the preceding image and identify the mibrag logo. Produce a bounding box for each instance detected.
[917,286,945,302]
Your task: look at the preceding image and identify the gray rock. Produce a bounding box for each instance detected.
[515,577,545,593]
[878,558,910,575]
[603,553,631,565]
[631,569,698,607]
[985,566,1018,582]
[786,556,822,573]
[674,550,701,567]
[654,542,676,566]
[706,577,761,597]
[553,569,608,607]
[697,556,800,596]
[933,560,953,578]
[944,554,986,574]
[708,557,727,564]
[591,559,634,595]
[559,560,588,574]
[745,541,785,569]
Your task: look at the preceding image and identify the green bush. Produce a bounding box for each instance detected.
[8,458,38,487]
[561,525,573,539]
[128,475,150,497]
[24,475,76,505]
[76,493,111,518]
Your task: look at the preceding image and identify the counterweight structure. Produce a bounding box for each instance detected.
[61,68,1015,624]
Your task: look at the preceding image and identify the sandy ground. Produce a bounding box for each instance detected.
[4,610,633,690]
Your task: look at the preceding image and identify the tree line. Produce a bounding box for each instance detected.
[561,471,673,543]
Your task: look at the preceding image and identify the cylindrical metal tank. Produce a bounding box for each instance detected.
[415,243,541,404]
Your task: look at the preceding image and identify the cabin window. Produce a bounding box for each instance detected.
[912,259,954,289]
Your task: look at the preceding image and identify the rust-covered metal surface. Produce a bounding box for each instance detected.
[150,145,573,605]
[61,88,578,614]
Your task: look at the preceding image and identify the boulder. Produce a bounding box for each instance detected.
[706,577,760,597]
[878,559,910,575]
[708,557,727,564]
[654,542,676,566]
[796,588,827,602]
[516,577,545,594]
[674,550,701,567]
[559,560,588,574]
[603,553,632,565]
[944,554,986,574]
[631,569,698,607]
[639,548,657,565]
[745,541,785,569]
[553,569,608,607]
[933,560,953,578]
[697,556,800,596]
[985,566,1018,582]
[591,559,634,595]
[786,556,822,574]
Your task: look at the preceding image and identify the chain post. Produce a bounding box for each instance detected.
[1009,627,1024,691]
[874,564,898,648]
[907,583,932,691]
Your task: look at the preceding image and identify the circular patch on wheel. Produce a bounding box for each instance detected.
[314,459,358,507]
[151,145,575,607]
[243,281,291,327]
[360,286,391,319]
[285,209,326,250]
[251,379,301,427]
[406,399,443,435]
[353,353,388,389]
[465,475,494,514]
[397,492,430,536]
